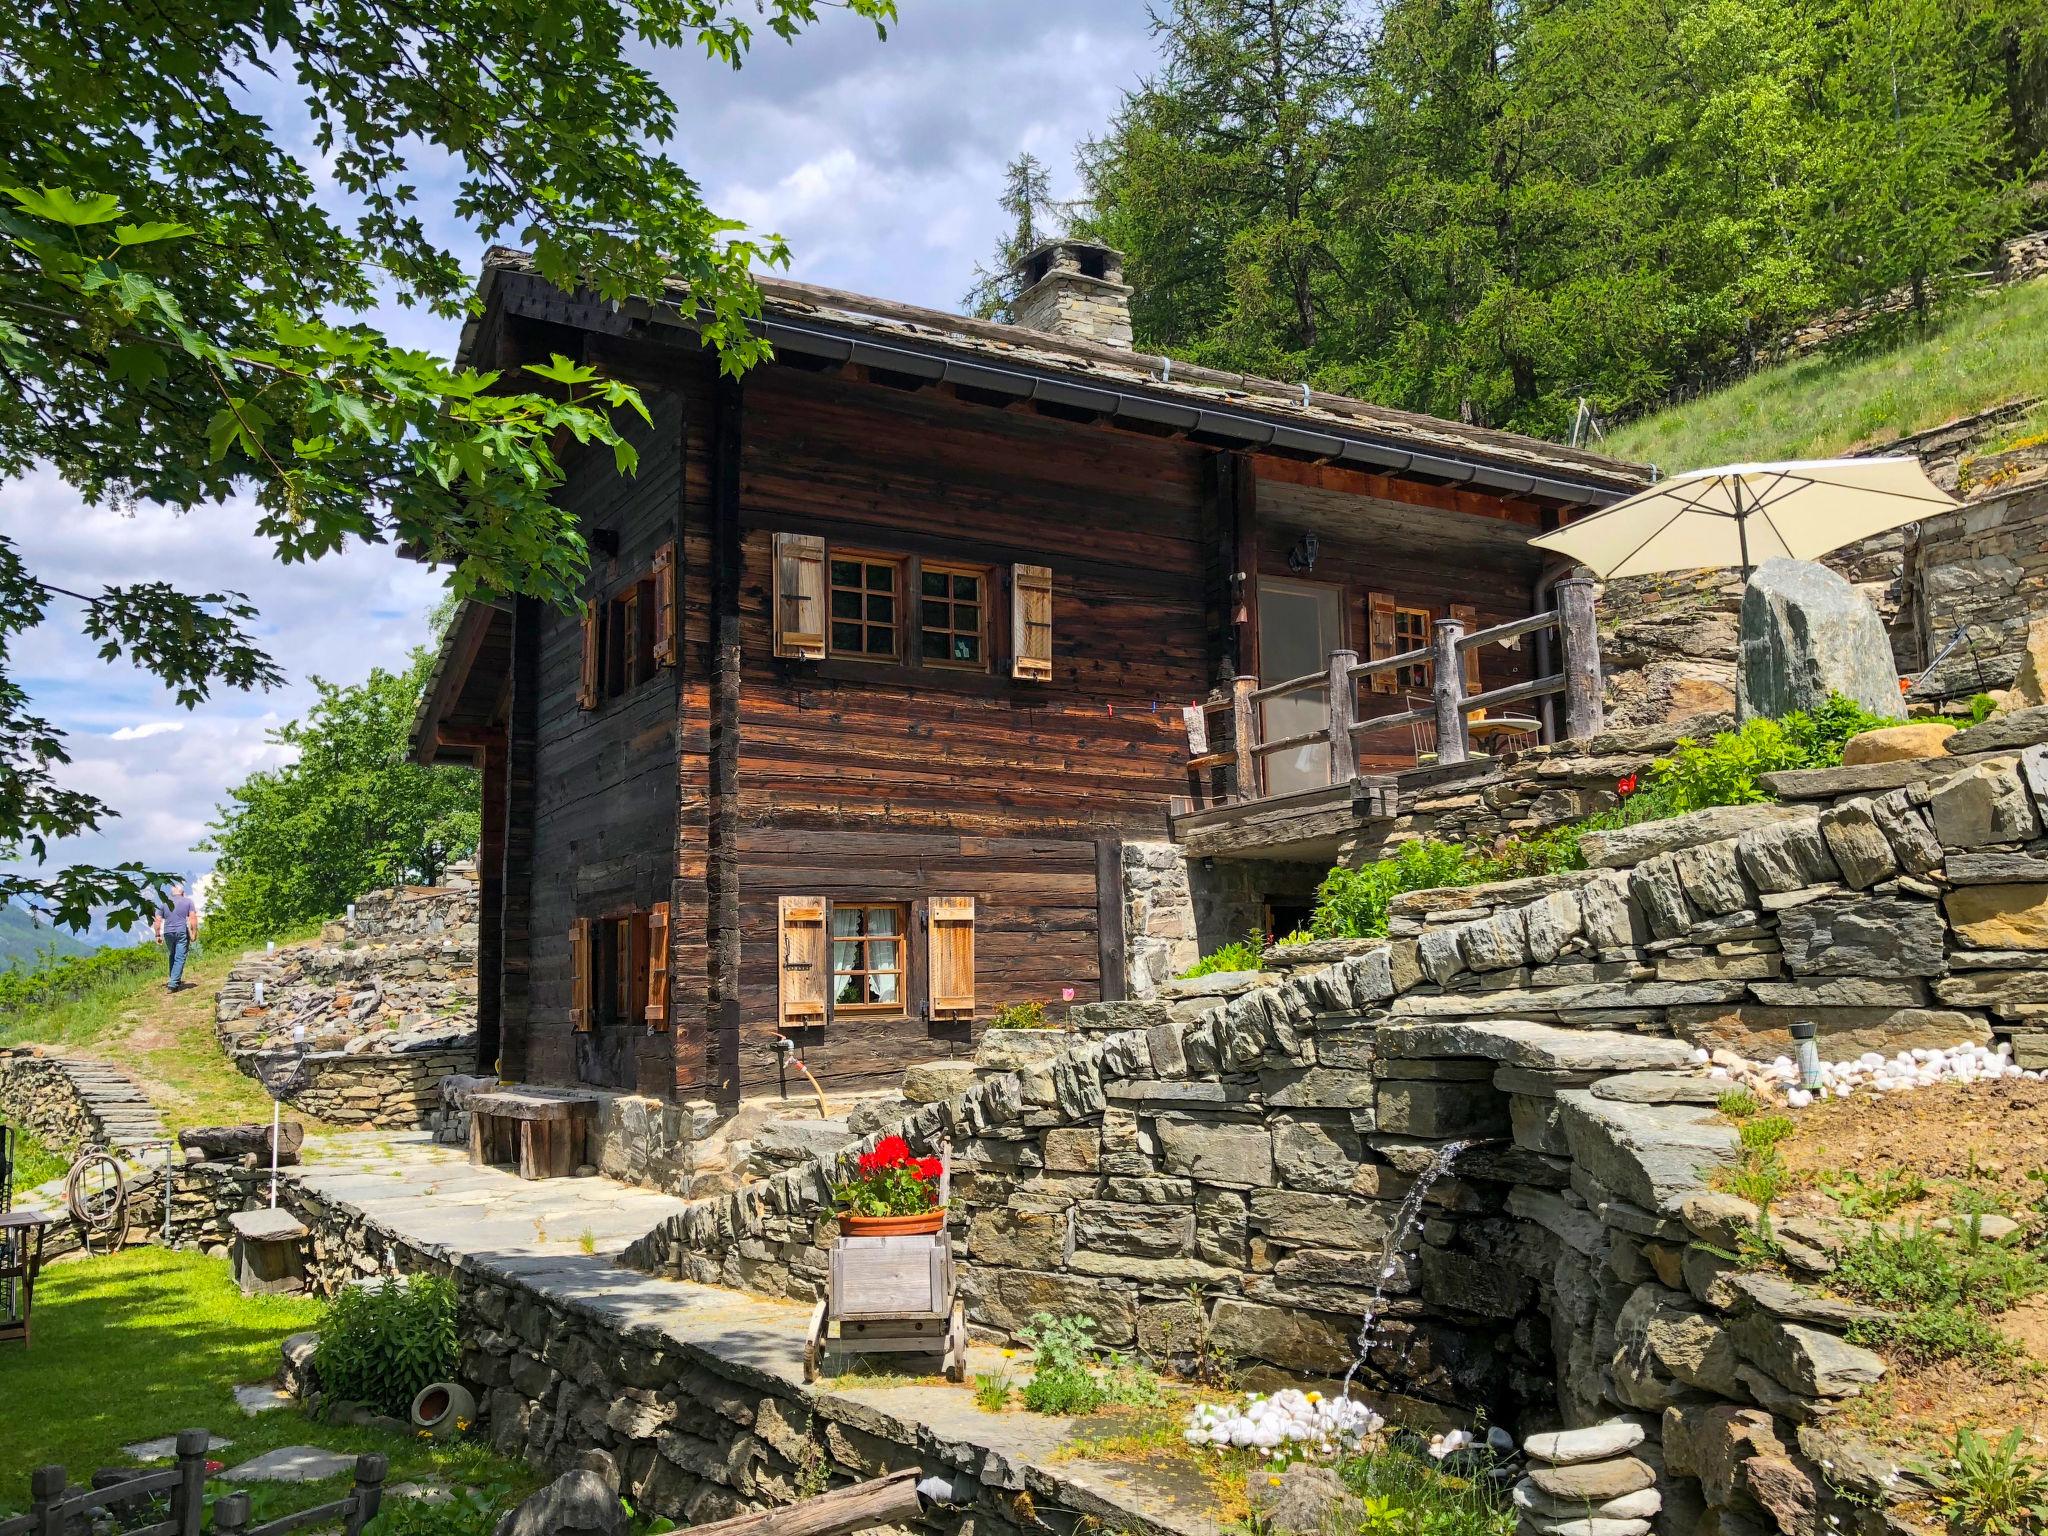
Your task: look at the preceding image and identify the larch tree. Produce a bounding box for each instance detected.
[963,153,1065,321]
[0,0,893,932]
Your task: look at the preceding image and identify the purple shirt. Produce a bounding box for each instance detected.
[161,893,196,933]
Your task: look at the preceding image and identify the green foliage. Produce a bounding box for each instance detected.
[1915,1427,2048,1536]
[1713,1115,1799,1215]
[1820,1166,1929,1219]
[831,1137,942,1219]
[1716,1089,1763,1121]
[962,155,1067,321]
[1739,1116,1797,1156]
[1651,695,1898,812]
[314,1273,459,1420]
[0,0,894,933]
[988,1000,1050,1031]
[1832,1222,2048,1366]
[973,1371,1014,1413]
[1967,693,2003,726]
[0,942,157,1017]
[1079,0,2040,441]
[1019,1312,1107,1415]
[2,1122,69,1193]
[367,1487,513,1536]
[200,645,480,944]
[1178,932,1267,979]
[1336,1444,1517,1536]
[1309,841,1479,942]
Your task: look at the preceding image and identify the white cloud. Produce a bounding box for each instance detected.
[109,721,185,741]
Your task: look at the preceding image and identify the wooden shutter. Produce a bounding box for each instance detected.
[644,902,670,1029]
[1450,602,1482,694]
[773,533,827,659]
[569,918,592,1032]
[651,541,677,667]
[928,896,976,1017]
[1010,564,1053,681]
[577,600,601,710]
[1367,591,1398,694]
[778,895,828,1025]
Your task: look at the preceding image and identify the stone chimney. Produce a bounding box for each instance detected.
[1011,238,1133,350]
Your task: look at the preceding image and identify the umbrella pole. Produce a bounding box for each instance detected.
[1735,480,1751,584]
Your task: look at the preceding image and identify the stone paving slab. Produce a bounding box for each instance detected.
[234,1384,295,1415]
[123,1433,232,1461]
[223,1446,358,1483]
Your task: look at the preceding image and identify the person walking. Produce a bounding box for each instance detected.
[153,880,200,992]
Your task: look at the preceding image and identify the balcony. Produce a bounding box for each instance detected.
[1171,576,1605,860]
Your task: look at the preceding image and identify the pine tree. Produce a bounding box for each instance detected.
[963,153,1063,321]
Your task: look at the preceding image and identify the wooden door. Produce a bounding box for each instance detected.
[1257,578,1342,796]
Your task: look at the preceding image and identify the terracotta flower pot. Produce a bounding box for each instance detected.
[838,1209,945,1237]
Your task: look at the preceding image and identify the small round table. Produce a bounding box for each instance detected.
[0,1208,55,1347]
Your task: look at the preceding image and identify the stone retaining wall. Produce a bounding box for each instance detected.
[628,710,2048,1534]
[1907,473,2048,702]
[0,1048,96,1155]
[215,885,479,1129]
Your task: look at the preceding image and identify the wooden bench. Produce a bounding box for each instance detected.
[467,1087,596,1180]
[228,1207,310,1296]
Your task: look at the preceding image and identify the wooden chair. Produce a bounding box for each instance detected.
[1405,694,1438,765]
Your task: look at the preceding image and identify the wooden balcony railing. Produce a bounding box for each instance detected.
[1182,575,1604,809]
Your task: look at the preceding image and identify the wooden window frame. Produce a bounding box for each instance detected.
[827,551,904,662]
[916,560,991,673]
[828,901,910,1016]
[1392,603,1433,692]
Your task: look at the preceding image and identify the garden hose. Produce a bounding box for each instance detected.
[64,1149,129,1253]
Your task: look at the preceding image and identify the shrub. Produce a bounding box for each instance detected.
[1965,692,2001,727]
[1652,694,1898,814]
[1915,1427,2048,1536]
[1308,840,1478,942]
[987,1000,1049,1030]
[314,1272,458,1419]
[0,942,158,1019]
[1019,1312,1106,1415]
[1177,932,1265,979]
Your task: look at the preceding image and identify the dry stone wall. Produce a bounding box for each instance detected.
[627,711,2048,1535]
[0,1048,98,1156]
[214,886,479,1129]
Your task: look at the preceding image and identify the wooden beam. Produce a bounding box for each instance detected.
[1095,838,1126,1003]
[1253,455,1547,526]
[709,372,745,1106]
[679,1470,924,1536]
[1230,451,1259,681]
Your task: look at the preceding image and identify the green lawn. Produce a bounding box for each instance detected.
[1605,277,2048,473]
[6,1122,68,1194]
[0,1249,533,1519]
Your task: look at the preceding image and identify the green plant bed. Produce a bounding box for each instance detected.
[0,1249,534,1521]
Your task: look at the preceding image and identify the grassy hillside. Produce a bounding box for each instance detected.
[0,904,95,969]
[1606,278,2048,473]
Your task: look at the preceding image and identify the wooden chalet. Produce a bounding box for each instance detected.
[412,239,1647,1107]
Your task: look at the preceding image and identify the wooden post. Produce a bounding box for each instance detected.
[1094,838,1126,1003]
[1326,648,1358,784]
[344,1454,388,1536]
[1230,675,1259,801]
[677,1468,926,1536]
[1555,576,1605,742]
[30,1464,65,1536]
[172,1429,210,1536]
[708,373,745,1106]
[1431,618,1469,765]
[212,1493,251,1536]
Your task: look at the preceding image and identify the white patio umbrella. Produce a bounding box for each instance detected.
[1530,456,1961,580]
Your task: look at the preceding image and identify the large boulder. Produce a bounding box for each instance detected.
[493,1471,628,1536]
[1736,558,1900,722]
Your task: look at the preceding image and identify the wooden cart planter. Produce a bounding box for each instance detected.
[803,1143,965,1383]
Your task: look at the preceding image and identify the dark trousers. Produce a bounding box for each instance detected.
[166,932,192,988]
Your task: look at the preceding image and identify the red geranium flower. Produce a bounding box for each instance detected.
[1616,773,1639,798]
[913,1156,943,1182]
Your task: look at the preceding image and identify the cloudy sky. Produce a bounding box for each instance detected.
[4,4,1164,913]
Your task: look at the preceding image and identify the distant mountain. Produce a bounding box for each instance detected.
[0,906,97,970]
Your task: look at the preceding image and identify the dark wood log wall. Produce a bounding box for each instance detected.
[518,392,687,1097]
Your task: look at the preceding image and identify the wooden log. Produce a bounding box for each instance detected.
[1556,575,1604,742]
[1230,674,1259,799]
[1431,618,1469,765]
[679,1468,924,1536]
[1326,648,1358,784]
[178,1124,304,1165]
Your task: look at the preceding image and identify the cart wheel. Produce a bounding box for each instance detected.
[944,1298,967,1384]
[803,1298,827,1384]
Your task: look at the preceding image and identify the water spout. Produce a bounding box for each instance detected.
[1340,1136,1503,1400]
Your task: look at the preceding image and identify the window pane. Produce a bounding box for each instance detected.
[954,636,980,662]
[831,621,862,652]
[832,941,862,972]
[831,589,862,619]
[953,574,978,600]
[867,907,902,937]
[922,570,947,598]
[866,563,894,591]
[868,594,894,625]
[921,630,948,659]
[955,604,978,631]
[924,599,950,628]
[831,560,860,587]
[831,908,863,937]
[868,969,900,1005]
[835,975,862,1005]
[863,627,892,655]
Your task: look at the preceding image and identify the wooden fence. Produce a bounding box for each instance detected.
[0,1430,385,1536]
[1183,575,1603,808]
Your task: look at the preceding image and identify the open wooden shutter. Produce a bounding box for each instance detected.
[577,600,601,710]
[772,533,827,659]
[778,895,828,1025]
[1010,565,1053,681]
[928,896,976,1017]
[1450,602,1482,694]
[1367,592,1399,695]
[651,541,677,667]
[569,918,592,1032]
[644,902,670,1029]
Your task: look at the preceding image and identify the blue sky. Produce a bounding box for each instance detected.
[3,4,1163,902]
